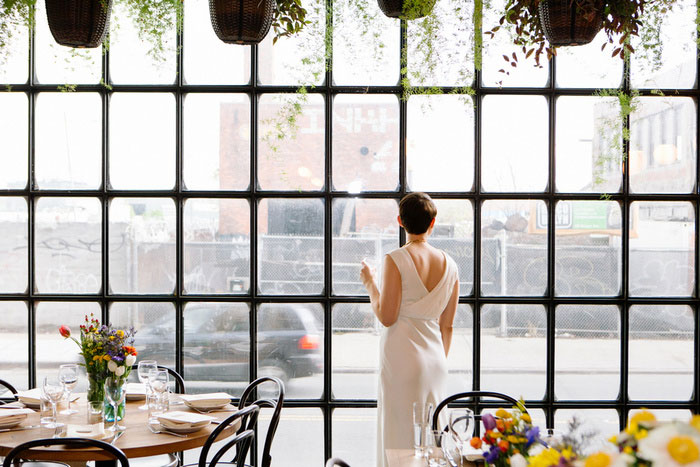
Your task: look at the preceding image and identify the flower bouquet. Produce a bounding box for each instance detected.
[59,313,137,420]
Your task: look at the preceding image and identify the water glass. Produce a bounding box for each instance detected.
[40,396,55,428]
[58,364,79,415]
[42,376,65,429]
[412,402,433,457]
[105,377,126,432]
[137,360,158,411]
[87,401,105,428]
[427,430,447,467]
[148,391,169,423]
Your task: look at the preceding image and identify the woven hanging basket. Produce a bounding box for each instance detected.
[377,0,436,20]
[45,0,112,48]
[538,0,603,47]
[209,0,275,45]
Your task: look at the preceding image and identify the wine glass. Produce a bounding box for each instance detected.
[148,369,169,423]
[58,364,78,415]
[449,409,475,459]
[137,360,158,411]
[105,377,127,432]
[42,376,65,429]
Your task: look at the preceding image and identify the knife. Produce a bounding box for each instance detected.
[0,425,40,433]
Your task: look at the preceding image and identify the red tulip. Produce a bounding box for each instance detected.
[59,325,71,338]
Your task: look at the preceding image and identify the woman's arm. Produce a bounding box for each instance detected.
[438,280,460,356]
[360,256,402,327]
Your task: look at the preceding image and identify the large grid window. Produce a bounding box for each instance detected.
[1,0,699,465]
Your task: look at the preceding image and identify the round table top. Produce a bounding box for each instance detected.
[0,395,241,462]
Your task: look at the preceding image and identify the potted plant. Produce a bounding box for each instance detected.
[209,0,308,45]
[378,0,437,19]
[45,0,111,48]
[491,0,680,67]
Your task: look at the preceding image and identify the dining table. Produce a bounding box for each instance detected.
[0,394,241,467]
[385,449,482,467]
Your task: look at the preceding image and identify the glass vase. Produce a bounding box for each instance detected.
[86,373,105,405]
[104,382,125,422]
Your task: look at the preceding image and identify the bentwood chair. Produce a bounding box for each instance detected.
[325,458,351,467]
[2,438,129,467]
[431,391,527,434]
[0,379,18,404]
[182,405,260,467]
[237,377,284,467]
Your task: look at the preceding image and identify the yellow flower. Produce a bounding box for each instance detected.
[109,336,115,340]
[629,410,656,432]
[528,448,561,467]
[585,452,612,467]
[623,446,633,455]
[561,447,574,459]
[507,435,520,443]
[521,413,532,423]
[117,330,125,338]
[102,355,111,361]
[667,436,700,464]
[635,429,649,440]
[496,409,512,419]
[690,416,700,433]
[609,435,618,444]
[92,355,101,361]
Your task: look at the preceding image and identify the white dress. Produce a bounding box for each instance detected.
[377,247,458,467]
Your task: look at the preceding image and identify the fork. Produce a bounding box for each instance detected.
[147,424,187,438]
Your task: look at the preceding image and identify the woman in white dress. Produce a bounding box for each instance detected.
[360,192,459,467]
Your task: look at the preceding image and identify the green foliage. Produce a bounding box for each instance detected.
[57,83,77,92]
[118,0,183,63]
[401,0,437,20]
[0,0,34,66]
[272,0,309,44]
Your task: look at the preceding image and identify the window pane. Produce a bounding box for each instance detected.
[332,303,379,399]
[555,201,621,296]
[35,197,102,294]
[181,302,250,397]
[183,0,250,85]
[184,94,250,191]
[258,94,325,191]
[258,198,324,295]
[110,93,175,190]
[109,198,176,294]
[629,305,693,401]
[0,19,28,84]
[431,199,474,296]
[332,0,399,85]
[113,302,176,369]
[0,302,28,391]
[333,408,376,466]
[333,94,399,192]
[407,95,474,192]
[554,409,620,454]
[257,303,324,399]
[36,93,101,190]
[259,408,323,467]
[555,305,620,400]
[629,201,694,297]
[631,0,696,89]
[0,93,28,189]
[481,0,548,87]
[109,3,176,84]
[0,197,27,293]
[35,1,101,84]
[258,0,325,86]
[184,198,250,294]
[481,200,547,296]
[407,0,473,87]
[555,31,622,89]
[481,304,546,400]
[332,198,398,295]
[482,95,548,192]
[556,96,622,193]
[36,301,101,382]
[445,305,472,394]
[629,97,696,194]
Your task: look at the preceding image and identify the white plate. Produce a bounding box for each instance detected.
[184,401,229,411]
[159,421,209,434]
[0,419,23,429]
[18,401,40,409]
[58,430,111,440]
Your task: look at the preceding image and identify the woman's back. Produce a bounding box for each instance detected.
[403,242,447,292]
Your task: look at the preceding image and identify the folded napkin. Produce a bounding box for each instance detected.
[16,389,79,405]
[126,383,148,395]
[157,411,214,429]
[179,393,232,408]
[461,445,484,461]
[64,424,107,440]
[0,408,33,420]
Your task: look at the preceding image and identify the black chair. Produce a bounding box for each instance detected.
[431,391,527,433]
[2,438,129,467]
[183,405,260,467]
[132,364,185,394]
[0,379,18,404]
[237,377,284,467]
[325,458,351,467]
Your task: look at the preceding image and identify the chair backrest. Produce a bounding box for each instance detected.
[325,458,351,467]
[133,363,185,394]
[2,438,129,467]
[431,391,526,433]
[238,377,285,467]
[198,405,260,467]
[0,379,18,404]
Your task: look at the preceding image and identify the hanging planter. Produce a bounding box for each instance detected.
[537,0,603,47]
[45,0,112,48]
[377,0,437,20]
[209,0,275,45]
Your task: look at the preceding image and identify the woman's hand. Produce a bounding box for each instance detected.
[360,260,376,289]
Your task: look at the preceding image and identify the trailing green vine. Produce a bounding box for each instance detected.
[0,0,34,66]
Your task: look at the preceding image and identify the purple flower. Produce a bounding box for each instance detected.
[484,446,500,464]
[526,426,540,447]
[482,413,496,431]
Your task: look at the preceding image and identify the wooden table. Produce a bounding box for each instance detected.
[386,449,481,467]
[0,395,241,464]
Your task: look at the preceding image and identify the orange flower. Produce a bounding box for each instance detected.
[470,437,482,449]
[498,440,509,452]
[124,345,138,356]
[496,419,506,432]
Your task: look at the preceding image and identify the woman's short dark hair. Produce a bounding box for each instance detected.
[399,192,437,235]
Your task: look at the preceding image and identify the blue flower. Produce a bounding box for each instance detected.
[484,446,500,464]
[526,426,540,447]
